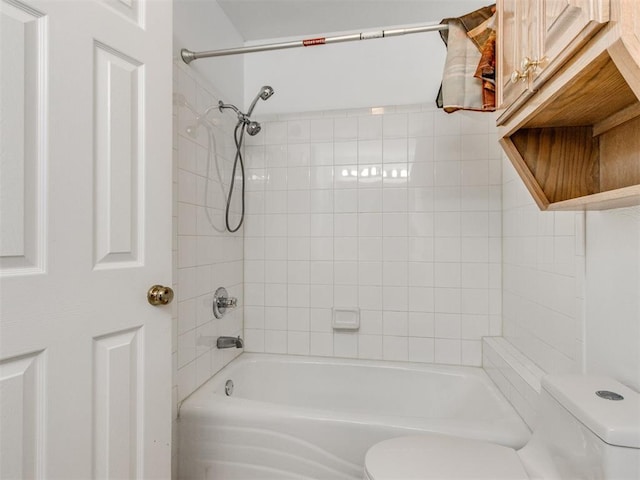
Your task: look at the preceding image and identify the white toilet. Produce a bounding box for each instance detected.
[364,375,640,479]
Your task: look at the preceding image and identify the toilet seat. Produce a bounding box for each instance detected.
[364,434,529,480]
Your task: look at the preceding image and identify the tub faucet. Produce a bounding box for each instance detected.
[217,336,244,349]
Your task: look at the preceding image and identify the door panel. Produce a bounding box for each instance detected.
[0,0,46,274]
[0,0,172,478]
[536,0,609,84]
[498,0,538,110]
[93,328,142,479]
[93,42,143,267]
[545,0,573,27]
[0,351,45,479]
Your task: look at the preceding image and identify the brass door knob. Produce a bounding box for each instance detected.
[147,285,174,306]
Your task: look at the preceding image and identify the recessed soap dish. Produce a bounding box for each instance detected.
[332,308,360,330]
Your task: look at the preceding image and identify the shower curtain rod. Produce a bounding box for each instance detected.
[181,23,448,64]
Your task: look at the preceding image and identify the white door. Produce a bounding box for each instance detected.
[0,0,173,478]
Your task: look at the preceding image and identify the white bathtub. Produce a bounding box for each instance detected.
[178,353,530,480]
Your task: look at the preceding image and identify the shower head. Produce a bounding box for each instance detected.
[246,85,275,117]
[245,121,262,136]
[259,85,274,101]
[218,87,272,136]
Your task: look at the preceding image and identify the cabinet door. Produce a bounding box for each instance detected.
[534,0,609,85]
[498,0,539,110]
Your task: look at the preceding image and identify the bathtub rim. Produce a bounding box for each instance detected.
[179,352,526,417]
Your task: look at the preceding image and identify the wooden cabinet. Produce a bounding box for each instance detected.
[498,0,537,110]
[498,0,609,122]
[497,0,640,210]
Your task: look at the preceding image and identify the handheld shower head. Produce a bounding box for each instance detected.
[246,85,275,117]
[213,85,274,233]
[218,86,272,137]
[259,85,274,101]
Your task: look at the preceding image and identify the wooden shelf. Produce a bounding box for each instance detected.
[499,16,640,211]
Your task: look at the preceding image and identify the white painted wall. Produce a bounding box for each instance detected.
[244,30,447,115]
[218,0,492,42]
[173,0,244,105]
[502,156,640,392]
[585,208,640,391]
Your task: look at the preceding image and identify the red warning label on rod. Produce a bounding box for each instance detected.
[303,37,326,46]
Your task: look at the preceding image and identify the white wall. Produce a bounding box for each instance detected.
[242,105,502,365]
[501,158,586,375]
[244,30,447,115]
[174,0,244,105]
[173,60,244,402]
[172,2,245,477]
[585,208,640,390]
[502,157,640,392]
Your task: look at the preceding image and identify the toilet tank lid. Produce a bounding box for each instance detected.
[542,375,640,448]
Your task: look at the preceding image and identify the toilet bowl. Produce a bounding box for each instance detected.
[364,375,640,480]
[364,434,529,479]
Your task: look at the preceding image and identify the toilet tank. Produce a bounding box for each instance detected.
[518,375,640,480]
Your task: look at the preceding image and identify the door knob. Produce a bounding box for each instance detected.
[147,285,174,306]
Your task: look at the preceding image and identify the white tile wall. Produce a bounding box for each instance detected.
[173,62,244,413]
[494,131,639,425]
[501,155,586,374]
[243,105,501,366]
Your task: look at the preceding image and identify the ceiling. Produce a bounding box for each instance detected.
[216,0,491,42]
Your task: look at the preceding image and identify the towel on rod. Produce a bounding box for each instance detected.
[436,5,496,113]
[470,15,497,110]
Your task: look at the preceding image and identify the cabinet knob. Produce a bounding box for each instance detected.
[511,70,527,83]
[521,56,544,71]
[520,57,534,71]
[511,57,545,84]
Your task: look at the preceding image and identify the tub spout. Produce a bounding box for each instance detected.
[217,336,244,349]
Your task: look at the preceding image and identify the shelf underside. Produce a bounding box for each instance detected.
[523,51,639,129]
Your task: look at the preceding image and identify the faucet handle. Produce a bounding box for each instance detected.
[213,287,237,319]
[222,297,238,308]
